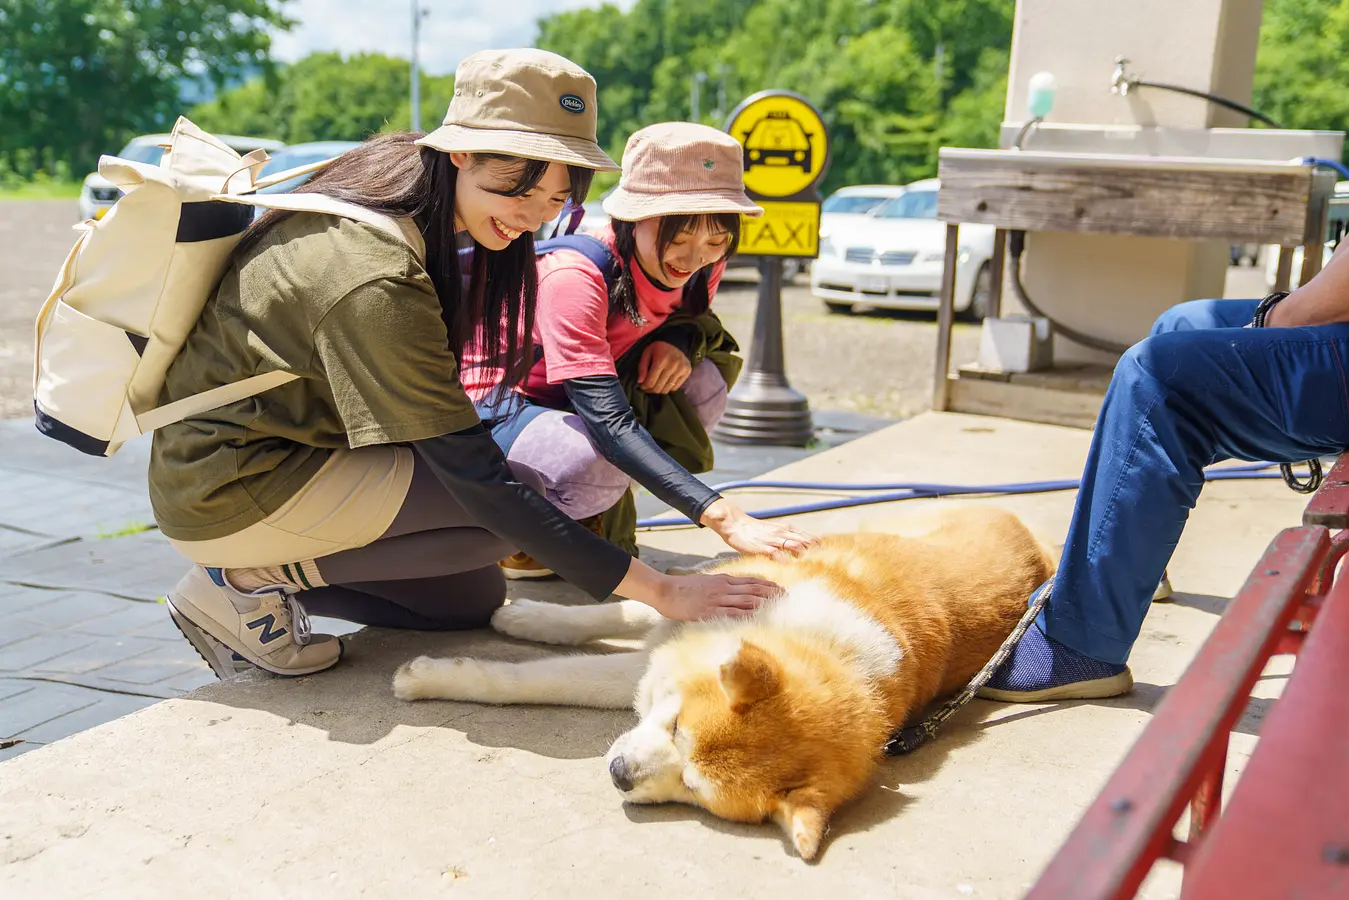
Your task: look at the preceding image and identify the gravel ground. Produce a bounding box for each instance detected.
[0,200,82,420]
[0,198,981,423]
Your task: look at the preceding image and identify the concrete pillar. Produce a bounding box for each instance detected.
[1001,0,1265,364]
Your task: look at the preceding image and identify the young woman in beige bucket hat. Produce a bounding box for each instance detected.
[151,52,781,681]
[462,122,819,579]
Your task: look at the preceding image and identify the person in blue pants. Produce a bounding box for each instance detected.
[980,250,1349,702]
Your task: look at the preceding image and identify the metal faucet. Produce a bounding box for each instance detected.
[1112,56,1137,96]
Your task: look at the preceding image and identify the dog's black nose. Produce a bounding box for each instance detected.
[609,756,635,792]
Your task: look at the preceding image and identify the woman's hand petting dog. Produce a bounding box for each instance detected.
[654,571,782,621]
[701,498,820,558]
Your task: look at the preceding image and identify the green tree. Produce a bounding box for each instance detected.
[0,0,290,176]
[535,0,1014,193]
[190,52,454,144]
[1253,0,1349,149]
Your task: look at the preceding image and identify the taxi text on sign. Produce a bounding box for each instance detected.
[725,91,829,259]
[738,201,819,257]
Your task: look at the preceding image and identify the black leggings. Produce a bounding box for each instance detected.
[296,455,536,631]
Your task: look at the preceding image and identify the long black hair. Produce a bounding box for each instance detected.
[608,213,740,326]
[240,133,594,390]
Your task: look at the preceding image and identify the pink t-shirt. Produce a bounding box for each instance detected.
[462,226,725,405]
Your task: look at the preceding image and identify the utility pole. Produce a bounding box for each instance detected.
[715,64,730,122]
[691,71,707,122]
[410,1,427,132]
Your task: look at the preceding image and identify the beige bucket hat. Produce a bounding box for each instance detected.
[602,122,763,222]
[416,49,618,171]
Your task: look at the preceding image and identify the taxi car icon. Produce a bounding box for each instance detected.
[741,111,813,173]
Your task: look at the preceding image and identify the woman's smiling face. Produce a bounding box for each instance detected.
[451,152,573,250]
[632,216,734,288]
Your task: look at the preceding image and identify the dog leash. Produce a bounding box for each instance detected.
[884,576,1054,756]
[1250,292,1325,495]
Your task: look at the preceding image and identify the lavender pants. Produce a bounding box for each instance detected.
[504,360,728,520]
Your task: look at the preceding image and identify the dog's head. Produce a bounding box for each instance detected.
[604,635,883,860]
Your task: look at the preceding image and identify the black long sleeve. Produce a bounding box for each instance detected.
[413,424,631,600]
[563,375,721,524]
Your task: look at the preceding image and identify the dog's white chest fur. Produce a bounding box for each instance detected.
[754,579,904,682]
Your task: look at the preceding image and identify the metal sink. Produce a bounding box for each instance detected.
[998,122,1344,163]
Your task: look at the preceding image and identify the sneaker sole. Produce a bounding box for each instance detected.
[501,568,556,580]
[166,595,342,677]
[168,604,242,680]
[977,669,1135,703]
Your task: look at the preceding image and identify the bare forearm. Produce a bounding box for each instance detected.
[1267,242,1349,327]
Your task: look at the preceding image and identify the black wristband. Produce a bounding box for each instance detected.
[1251,291,1289,328]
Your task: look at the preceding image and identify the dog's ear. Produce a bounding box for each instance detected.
[718,640,782,713]
[775,789,832,861]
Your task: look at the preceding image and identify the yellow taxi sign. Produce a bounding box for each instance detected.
[727,92,829,199]
[739,201,819,257]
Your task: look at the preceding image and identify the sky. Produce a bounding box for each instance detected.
[269,0,635,76]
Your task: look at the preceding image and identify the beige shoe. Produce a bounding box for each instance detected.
[167,604,255,681]
[499,513,610,580]
[1153,569,1174,602]
[166,567,342,677]
[499,551,556,580]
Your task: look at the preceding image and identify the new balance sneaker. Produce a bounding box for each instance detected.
[166,567,342,677]
[168,603,255,680]
[978,623,1134,702]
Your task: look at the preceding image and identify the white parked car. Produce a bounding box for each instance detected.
[819,184,907,242]
[810,178,994,319]
[78,133,286,221]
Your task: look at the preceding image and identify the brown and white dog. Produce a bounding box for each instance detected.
[393,506,1053,860]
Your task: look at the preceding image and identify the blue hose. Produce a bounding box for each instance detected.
[635,462,1287,529]
[1302,157,1349,181]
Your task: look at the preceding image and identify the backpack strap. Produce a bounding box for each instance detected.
[214,192,426,263]
[134,370,299,435]
[535,234,620,289]
[535,233,709,308]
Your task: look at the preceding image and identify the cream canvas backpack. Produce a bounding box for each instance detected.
[32,116,421,456]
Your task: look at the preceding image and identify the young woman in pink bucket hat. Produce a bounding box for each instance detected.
[463,122,819,579]
[152,53,782,681]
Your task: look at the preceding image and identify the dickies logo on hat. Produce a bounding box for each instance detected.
[413,49,617,171]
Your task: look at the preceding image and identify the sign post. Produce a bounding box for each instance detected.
[713,90,829,447]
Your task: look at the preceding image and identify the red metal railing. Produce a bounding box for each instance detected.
[1025,455,1349,898]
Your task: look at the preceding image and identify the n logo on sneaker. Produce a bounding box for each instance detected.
[246,613,288,644]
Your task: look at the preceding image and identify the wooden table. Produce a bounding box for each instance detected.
[931,148,1338,412]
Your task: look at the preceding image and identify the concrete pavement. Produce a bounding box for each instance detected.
[0,412,1304,898]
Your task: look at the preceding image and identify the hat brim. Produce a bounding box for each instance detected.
[416,124,619,171]
[602,186,764,222]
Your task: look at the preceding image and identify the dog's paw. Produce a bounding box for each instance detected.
[491,598,585,645]
[393,655,442,700]
[393,655,498,702]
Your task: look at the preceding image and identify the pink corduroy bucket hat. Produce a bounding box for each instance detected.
[602,122,763,222]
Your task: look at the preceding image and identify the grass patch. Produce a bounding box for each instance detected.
[0,181,83,200]
[95,521,156,540]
